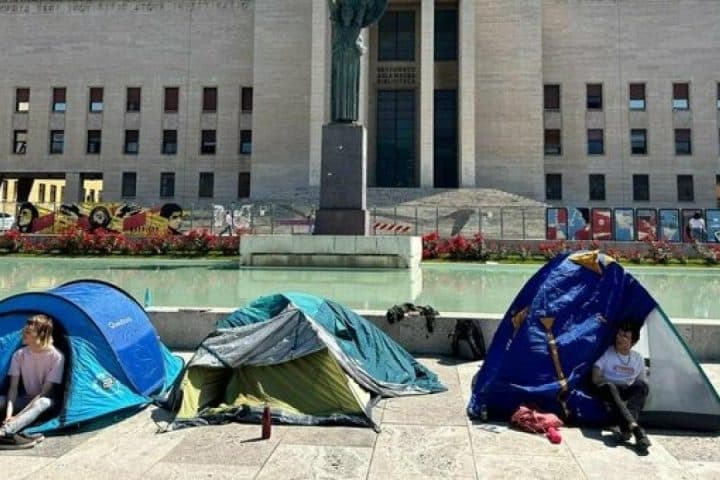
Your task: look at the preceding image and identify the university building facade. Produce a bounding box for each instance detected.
[0,0,719,208]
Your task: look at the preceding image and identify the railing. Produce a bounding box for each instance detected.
[2,201,716,243]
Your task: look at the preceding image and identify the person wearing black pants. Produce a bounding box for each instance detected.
[592,323,652,453]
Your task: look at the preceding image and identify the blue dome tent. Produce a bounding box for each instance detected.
[0,280,183,434]
[468,251,720,431]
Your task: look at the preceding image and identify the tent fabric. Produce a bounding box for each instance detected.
[171,292,445,429]
[468,251,720,431]
[0,279,183,434]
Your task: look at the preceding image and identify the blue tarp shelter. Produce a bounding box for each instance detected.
[0,280,183,434]
[468,251,720,431]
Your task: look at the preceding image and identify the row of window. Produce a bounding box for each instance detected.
[378,9,459,62]
[545,174,697,203]
[544,128,703,156]
[12,129,252,156]
[544,83,720,112]
[120,171,251,200]
[13,86,253,114]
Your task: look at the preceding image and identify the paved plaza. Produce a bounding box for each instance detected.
[1,358,719,479]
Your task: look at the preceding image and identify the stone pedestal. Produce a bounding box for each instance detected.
[314,123,368,235]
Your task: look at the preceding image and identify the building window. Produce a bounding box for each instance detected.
[629,83,646,110]
[164,87,179,112]
[587,129,604,155]
[1,180,7,201]
[675,129,692,155]
[121,172,137,198]
[240,130,252,154]
[677,175,694,202]
[15,88,29,112]
[586,84,602,110]
[13,130,27,154]
[633,174,650,202]
[160,172,175,198]
[589,174,606,201]
[673,83,689,110]
[38,184,46,203]
[434,9,458,61]
[631,129,647,155]
[544,84,560,111]
[49,130,64,154]
[124,130,139,154]
[238,172,250,199]
[544,129,561,155]
[49,185,57,203]
[198,172,214,198]
[126,87,141,112]
[89,87,104,112]
[378,11,415,61]
[545,174,562,201]
[201,130,216,154]
[162,130,177,154]
[241,87,253,112]
[52,87,66,112]
[87,130,102,154]
[202,87,217,112]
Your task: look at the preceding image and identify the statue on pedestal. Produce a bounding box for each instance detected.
[328,0,388,123]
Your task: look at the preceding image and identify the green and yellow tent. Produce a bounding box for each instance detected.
[169,293,446,430]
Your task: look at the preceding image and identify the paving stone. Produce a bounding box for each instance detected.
[381,388,467,426]
[161,423,280,467]
[0,430,98,459]
[256,444,372,480]
[416,357,463,385]
[0,456,54,480]
[276,425,376,448]
[144,462,260,479]
[651,432,720,462]
[470,422,572,457]
[679,461,720,480]
[473,453,587,480]
[368,425,475,478]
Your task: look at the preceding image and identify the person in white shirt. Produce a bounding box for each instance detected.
[592,323,651,452]
[688,212,706,242]
[219,210,234,236]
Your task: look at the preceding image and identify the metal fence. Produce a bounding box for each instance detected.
[0,201,547,240]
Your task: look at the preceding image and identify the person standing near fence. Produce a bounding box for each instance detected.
[219,210,234,236]
[688,212,706,242]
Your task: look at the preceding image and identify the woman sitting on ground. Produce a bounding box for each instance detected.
[592,322,652,452]
[0,314,65,449]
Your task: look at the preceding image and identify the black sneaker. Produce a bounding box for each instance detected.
[0,433,38,450]
[611,425,632,442]
[632,426,652,452]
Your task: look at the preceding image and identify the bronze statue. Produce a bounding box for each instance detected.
[328,0,388,123]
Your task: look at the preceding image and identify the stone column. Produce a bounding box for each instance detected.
[458,0,476,187]
[419,0,435,187]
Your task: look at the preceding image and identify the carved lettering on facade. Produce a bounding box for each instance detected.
[0,0,248,15]
[376,65,416,88]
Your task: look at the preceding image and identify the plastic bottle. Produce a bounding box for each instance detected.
[261,405,272,439]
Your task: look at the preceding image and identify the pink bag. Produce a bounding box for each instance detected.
[510,405,563,444]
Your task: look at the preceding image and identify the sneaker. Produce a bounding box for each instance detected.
[17,432,44,444]
[610,425,632,442]
[0,433,37,450]
[632,426,652,451]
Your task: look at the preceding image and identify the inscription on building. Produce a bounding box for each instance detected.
[376,65,416,88]
[0,0,250,15]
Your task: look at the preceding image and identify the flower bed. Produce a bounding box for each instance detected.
[421,232,720,266]
[0,228,240,256]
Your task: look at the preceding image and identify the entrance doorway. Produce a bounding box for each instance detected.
[376,90,416,187]
[433,89,458,188]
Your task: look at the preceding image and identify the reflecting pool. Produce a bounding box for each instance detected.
[0,258,718,319]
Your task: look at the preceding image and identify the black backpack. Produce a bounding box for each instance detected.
[450,320,486,360]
